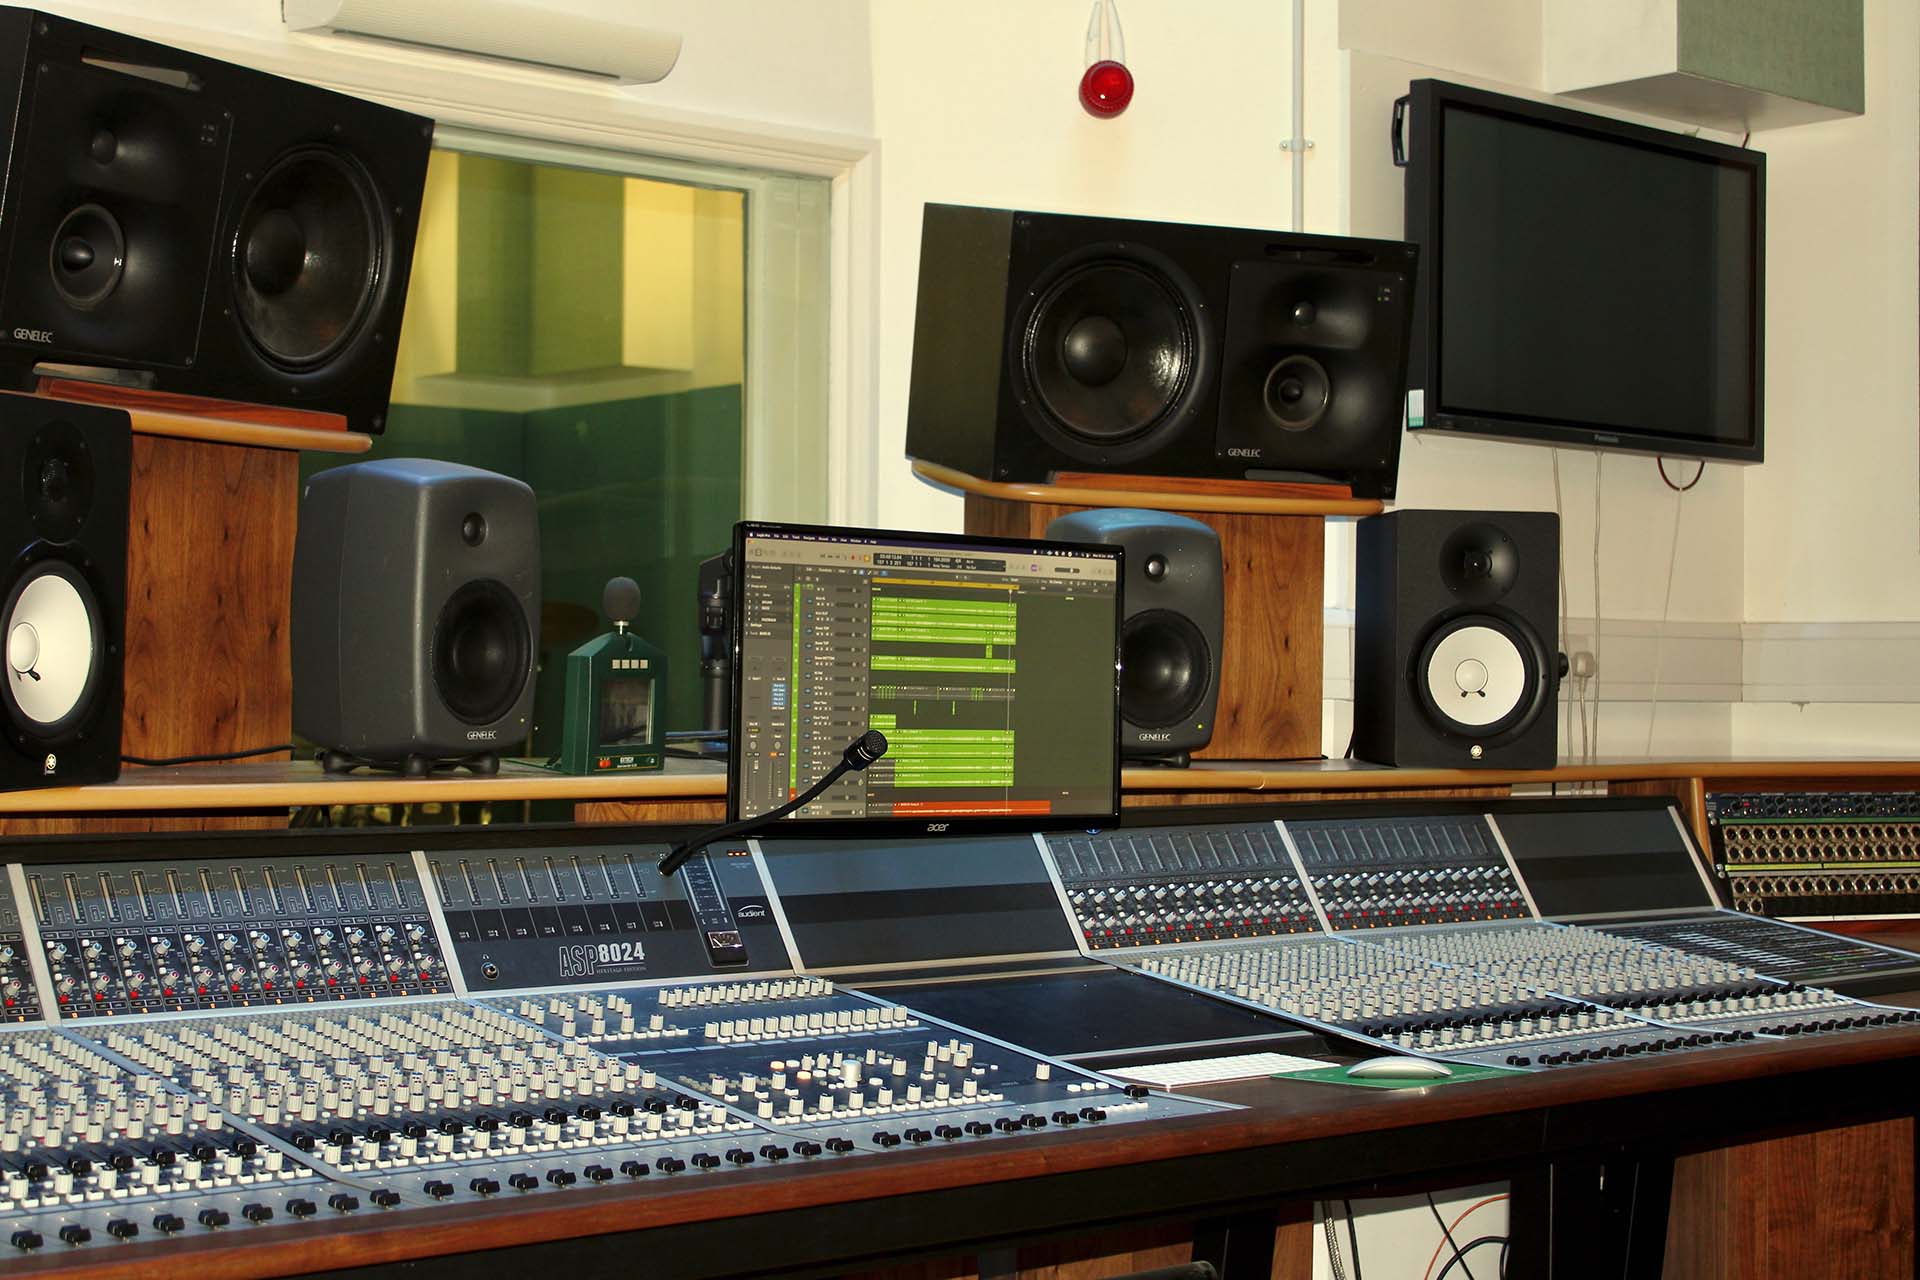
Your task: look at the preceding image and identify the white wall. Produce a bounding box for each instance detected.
[869,0,1346,531]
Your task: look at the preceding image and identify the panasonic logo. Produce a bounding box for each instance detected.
[465,729,498,741]
[1138,732,1174,742]
[12,328,51,344]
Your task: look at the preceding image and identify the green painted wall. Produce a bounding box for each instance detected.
[1678,0,1864,112]
[454,155,534,378]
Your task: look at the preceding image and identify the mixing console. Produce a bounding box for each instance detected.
[1286,815,1532,930]
[0,881,38,1022]
[0,1027,327,1252]
[485,977,1193,1148]
[1599,915,1920,989]
[18,856,449,1016]
[1707,791,1920,919]
[1044,823,1319,949]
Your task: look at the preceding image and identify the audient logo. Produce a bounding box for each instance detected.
[465,729,498,741]
[12,328,52,344]
[1225,447,1262,458]
[1138,732,1173,742]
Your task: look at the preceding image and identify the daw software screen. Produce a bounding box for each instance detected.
[731,523,1121,828]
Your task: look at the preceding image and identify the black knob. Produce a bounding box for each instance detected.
[469,1177,501,1196]
[105,1220,137,1240]
[792,1141,822,1158]
[66,1156,92,1176]
[994,1117,1020,1132]
[109,1151,135,1172]
[10,1229,42,1250]
[291,1133,317,1152]
[150,1149,176,1167]
[690,1152,720,1169]
[197,1209,230,1228]
[287,1200,317,1218]
[57,1225,90,1246]
[934,1125,962,1140]
[371,1189,402,1207]
[585,1165,613,1182]
[903,1128,932,1143]
[574,1104,601,1122]
[242,1203,274,1223]
[437,1118,465,1136]
[510,1110,535,1127]
[724,1148,754,1165]
[232,1139,257,1157]
[152,1214,185,1234]
[1078,1107,1107,1122]
[508,1173,539,1191]
[1049,1110,1079,1125]
[543,1107,569,1125]
[610,1101,635,1118]
[24,1162,47,1182]
[759,1145,789,1161]
[620,1160,649,1177]
[1020,1114,1047,1129]
[824,1137,855,1154]
[328,1193,359,1212]
[643,1098,669,1114]
[367,1127,393,1146]
[423,1180,454,1200]
[655,1156,686,1173]
[965,1121,993,1136]
[474,1114,501,1132]
[871,1131,900,1148]
[545,1169,576,1186]
[1123,1084,1150,1099]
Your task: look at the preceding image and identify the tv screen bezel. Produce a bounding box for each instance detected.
[1403,77,1766,465]
[726,518,1125,839]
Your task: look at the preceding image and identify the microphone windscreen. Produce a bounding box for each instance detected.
[847,729,889,768]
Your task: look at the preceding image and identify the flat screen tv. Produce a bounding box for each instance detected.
[1400,78,1764,463]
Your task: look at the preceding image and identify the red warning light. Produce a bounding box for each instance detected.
[1079,1,1132,119]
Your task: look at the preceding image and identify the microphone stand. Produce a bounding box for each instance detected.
[658,730,889,878]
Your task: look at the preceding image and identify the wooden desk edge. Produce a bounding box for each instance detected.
[912,461,1387,516]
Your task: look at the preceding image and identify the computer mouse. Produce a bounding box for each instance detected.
[1344,1056,1454,1081]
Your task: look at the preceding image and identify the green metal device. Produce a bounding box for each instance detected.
[557,577,665,774]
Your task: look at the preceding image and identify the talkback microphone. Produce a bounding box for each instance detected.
[657,730,889,877]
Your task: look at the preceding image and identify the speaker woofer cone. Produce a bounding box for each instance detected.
[432,579,530,727]
[1262,354,1331,432]
[2,559,105,739]
[48,203,125,311]
[1412,614,1545,740]
[1121,608,1211,730]
[1022,258,1199,446]
[233,147,385,370]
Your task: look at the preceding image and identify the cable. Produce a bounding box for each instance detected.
[1425,1192,1476,1280]
[1657,457,1705,491]
[1342,1199,1365,1280]
[122,744,293,767]
[1590,452,1604,766]
[1421,1192,1511,1280]
[1644,466,1691,757]
[657,730,887,877]
[1321,1202,1348,1280]
[1551,450,1572,763]
[1436,1238,1508,1280]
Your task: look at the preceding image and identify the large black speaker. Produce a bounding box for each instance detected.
[1046,509,1222,758]
[1,391,128,790]
[0,10,431,433]
[1353,510,1559,769]
[906,204,1418,498]
[293,459,540,775]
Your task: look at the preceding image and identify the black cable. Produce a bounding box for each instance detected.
[658,730,887,877]
[1657,456,1705,491]
[1426,1193,1476,1280]
[1436,1236,1507,1280]
[1344,731,1355,760]
[1342,1199,1364,1280]
[122,743,294,767]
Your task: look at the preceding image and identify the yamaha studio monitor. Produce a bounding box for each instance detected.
[1353,510,1559,769]
[1046,509,1222,759]
[905,204,1418,498]
[0,9,431,433]
[293,460,540,776]
[1,393,129,790]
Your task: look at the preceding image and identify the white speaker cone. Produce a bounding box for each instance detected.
[1424,624,1525,729]
[5,570,97,728]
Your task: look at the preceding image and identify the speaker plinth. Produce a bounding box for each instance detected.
[233,148,385,370]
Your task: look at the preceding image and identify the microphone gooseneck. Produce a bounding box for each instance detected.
[657,730,889,878]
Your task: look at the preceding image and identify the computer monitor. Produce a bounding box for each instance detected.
[729,521,1123,835]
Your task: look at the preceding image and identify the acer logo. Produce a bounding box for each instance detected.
[12,327,51,344]
[925,822,950,833]
[465,729,498,741]
[1138,731,1173,742]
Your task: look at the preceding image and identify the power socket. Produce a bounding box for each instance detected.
[1570,650,1597,679]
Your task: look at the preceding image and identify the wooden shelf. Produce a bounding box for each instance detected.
[914,461,1385,516]
[6,756,1915,819]
[0,758,726,815]
[125,406,372,454]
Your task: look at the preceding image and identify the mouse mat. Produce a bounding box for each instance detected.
[1276,1062,1526,1089]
